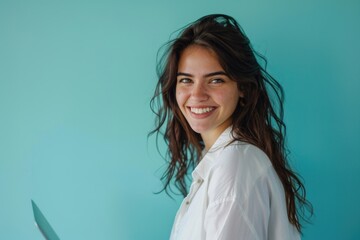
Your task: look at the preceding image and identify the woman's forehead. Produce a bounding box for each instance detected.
[178,45,224,75]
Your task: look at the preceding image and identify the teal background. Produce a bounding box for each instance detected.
[0,0,359,239]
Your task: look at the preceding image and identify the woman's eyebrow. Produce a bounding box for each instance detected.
[176,71,228,77]
[204,71,227,77]
[177,72,193,77]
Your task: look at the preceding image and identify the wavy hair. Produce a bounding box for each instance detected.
[149,14,312,232]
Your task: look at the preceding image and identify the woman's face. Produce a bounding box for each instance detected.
[176,45,242,147]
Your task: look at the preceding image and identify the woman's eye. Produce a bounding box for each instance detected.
[178,78,192,83]
[210,78,224,84]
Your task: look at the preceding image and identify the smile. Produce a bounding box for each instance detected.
[190,107,215,114]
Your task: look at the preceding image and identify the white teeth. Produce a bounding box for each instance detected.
[190,107,214,114]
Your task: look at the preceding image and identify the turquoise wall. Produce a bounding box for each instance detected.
[1,0,359,239]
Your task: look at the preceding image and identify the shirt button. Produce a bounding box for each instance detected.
[186,201,190,205]
[197,179,202,184]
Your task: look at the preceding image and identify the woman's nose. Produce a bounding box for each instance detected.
[191,82,208,101]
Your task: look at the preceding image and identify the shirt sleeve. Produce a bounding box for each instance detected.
[204,174,271,240]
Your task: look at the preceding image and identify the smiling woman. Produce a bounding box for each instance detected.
[176,45,242,149]
[150,14,313,240]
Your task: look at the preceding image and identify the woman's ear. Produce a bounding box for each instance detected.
[238,85,246,106]
[238,90,244,98]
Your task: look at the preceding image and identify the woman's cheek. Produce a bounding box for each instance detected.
[176,90,186,106]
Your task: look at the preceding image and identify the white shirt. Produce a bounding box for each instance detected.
[170,127,300,240]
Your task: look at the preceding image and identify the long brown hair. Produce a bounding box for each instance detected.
[149,14,312,232]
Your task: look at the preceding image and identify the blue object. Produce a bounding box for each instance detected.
[31,200,60,240]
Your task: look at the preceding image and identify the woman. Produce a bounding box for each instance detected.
[150,14,312,240]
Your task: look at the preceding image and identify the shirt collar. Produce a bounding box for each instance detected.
[192,126,235,181]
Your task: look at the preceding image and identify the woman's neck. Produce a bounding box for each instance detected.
[201,123,232,150]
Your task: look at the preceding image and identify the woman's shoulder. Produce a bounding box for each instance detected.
[206,141,273,189]
[214,141,272,175]
[205,141,276,202]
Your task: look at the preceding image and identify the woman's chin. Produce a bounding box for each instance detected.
[188,124,210,135]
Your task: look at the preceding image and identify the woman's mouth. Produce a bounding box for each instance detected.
[190,107,215,114]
